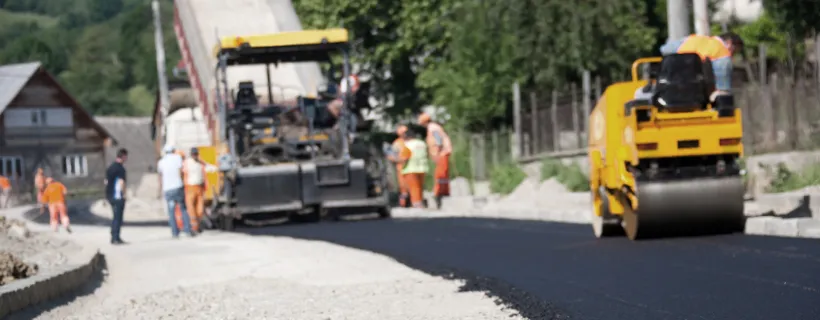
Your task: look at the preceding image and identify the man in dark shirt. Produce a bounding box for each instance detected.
[105,148,128,245]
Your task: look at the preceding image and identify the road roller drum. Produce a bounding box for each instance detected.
[624,176,745,240]
[587,54,746,240]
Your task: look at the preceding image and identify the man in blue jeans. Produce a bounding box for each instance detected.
[659,32,744,100]
[105,148,129,245]
[157,144,194,238]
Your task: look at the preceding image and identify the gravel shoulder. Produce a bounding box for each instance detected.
[6,199,526,320]
[0,214,82,286]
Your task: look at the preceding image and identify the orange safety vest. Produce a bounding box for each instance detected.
[677,35,731,61]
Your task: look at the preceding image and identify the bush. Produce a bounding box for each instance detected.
[489,162,527,195]
[765,161,820,193]
[540,158,563,181]
[539,158,590,192]
[557,163,590,192]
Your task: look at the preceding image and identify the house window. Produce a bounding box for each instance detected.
[62,155,88,177]
[3,108,73,128]
[0,156,24,180]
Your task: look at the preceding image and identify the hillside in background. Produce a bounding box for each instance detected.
[0,0,181,116]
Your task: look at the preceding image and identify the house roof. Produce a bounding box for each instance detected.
[0,62,40,115]
[0,61,117,145]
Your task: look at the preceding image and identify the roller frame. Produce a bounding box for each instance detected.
[588,55,746,241]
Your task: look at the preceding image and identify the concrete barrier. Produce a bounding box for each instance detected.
[0,246,102,318]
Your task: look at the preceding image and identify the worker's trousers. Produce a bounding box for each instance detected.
[403,172,426,208]
[108,197,125,241]
[48,202,70,231]
[164,187,192,236]
[0,190,8,208]
[184,185,205,232]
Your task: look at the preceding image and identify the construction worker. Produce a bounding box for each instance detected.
[157,144,194,238]
[659,32,744,99]
[386,125,410,207]
[0,174,11,208]
[417,112,452,209]
[41,177,70,233]
[34,168,45,213]
[183,147,207,233]
[398,129,430,208]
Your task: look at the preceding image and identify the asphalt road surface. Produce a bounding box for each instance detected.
[247,216,820,320]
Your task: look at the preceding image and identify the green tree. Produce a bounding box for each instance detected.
[417,0,517,130]
[764,0,820,40]
[60,25,132,115]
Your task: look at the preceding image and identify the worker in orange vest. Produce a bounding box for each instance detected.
[417,112,452,209]
[182,147,207,232]
[398,129,430,208]
[34,168,46,213]
[659,32,744,99]
[0,174,11,208]
[41,177,71,233]
[386,125,410,207]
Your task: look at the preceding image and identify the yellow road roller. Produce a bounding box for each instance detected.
[588,54,745,240]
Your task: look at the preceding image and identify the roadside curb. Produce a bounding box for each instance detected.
[442,195,820,239]
[745,216,820,239]
[0,246,102,318]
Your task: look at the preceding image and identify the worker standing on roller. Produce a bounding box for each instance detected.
[417,112,452,209]
[183,147,207,233]
[659,32,744,99]
[386,125,410,207]
[41,177,70,233]
[398,129,430,208]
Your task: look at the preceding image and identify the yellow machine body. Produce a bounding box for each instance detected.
[588,56,746,240]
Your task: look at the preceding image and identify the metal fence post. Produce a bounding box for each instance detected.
[582,70,592,142]
[512,82,522,160]
[551,89,559,152]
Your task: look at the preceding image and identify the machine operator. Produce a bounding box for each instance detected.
[659,32,744,100]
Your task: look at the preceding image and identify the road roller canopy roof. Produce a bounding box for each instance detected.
[214,29,350,66]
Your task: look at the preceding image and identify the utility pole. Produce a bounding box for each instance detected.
[666,0,691,41]
[152,0,171,147]
[693,0,710,36]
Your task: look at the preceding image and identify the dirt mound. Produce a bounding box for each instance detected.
[0,217,39,285]
[0,251,38,285]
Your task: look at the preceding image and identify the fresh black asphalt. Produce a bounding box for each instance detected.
[245,216,820,320]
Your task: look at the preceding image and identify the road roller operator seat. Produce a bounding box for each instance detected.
[650,53,715,112]
[235,81,259,108]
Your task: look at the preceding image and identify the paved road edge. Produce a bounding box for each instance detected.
[0,246,102,318]
[443,196,820,239]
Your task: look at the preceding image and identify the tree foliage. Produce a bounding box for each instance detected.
[1,0,812,122]
[0,0,180,116]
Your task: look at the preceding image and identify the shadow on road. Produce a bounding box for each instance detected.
[22,200,168,228]
[7,255,109,320]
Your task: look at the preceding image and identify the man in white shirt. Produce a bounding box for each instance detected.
[157,144,194,238]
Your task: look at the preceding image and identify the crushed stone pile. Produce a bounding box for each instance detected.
[481,178,589,213]
[0,251,38,286]
[0,216,39,285]
[0,215,82,286]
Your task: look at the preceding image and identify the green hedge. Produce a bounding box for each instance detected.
[540,158,590,192]
[489,162,527,195]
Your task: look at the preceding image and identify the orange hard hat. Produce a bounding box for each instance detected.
[417,112,431,125]
[396,125,408,136]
